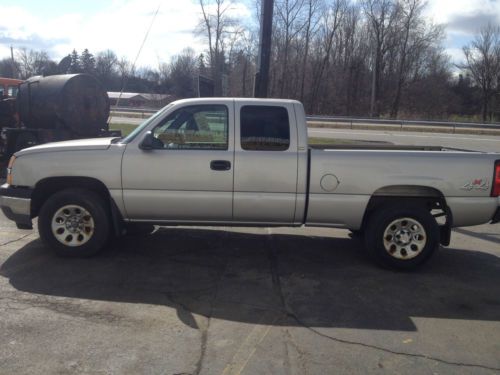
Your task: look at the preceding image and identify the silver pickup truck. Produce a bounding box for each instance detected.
[1,98,499,269]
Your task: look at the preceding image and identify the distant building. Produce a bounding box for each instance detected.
[108,92,173,108]
[0,77,23,98]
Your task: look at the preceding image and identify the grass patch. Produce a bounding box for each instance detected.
[109,123,139,136]
[308,137,361,145]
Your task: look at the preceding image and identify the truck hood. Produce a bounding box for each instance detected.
[15,137,116,156]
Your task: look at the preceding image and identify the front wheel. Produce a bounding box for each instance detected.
[38,189,110,257]
[364,204,440,270]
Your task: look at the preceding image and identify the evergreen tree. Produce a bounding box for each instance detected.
[198,53,208,76]
[69,49,81,73]
[81,48,96,74]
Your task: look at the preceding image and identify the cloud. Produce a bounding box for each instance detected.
[445,47,465,67]
[0,0,251,69]
[0,32,69,55]
[424,0,500,65]
[447,11,500,35]
[426,0,500,34]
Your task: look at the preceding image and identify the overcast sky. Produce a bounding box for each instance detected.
[0,0,499,70]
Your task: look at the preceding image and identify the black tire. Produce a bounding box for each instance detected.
[124,223,156,236]
[38,189,110,257]
[349,230,364,239]
[364,204,439,270]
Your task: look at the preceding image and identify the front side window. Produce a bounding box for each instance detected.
[152,105,228,150]
[240,106,290,151]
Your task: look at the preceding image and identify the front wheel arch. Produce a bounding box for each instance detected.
[31,177,124,236]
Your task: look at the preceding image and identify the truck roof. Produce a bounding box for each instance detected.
[171,97,302,106]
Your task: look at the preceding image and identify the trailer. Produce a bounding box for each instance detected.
[0,74,120,161]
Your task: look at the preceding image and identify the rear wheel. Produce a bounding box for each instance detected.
[38,189,110,257]
[364,204,439,270]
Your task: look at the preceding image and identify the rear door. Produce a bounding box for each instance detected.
[233,101,298,223]
[121,102,234,222]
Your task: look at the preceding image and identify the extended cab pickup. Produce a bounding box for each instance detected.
[1,98,499,269]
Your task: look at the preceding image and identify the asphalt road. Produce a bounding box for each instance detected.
[309,128,500,152]
[110,116,144,125]
[1,212,499,374]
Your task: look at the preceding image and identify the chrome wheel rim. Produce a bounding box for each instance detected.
[51,205,95,247]
[383,217,426,260]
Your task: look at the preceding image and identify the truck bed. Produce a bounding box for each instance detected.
[309,143,476,152]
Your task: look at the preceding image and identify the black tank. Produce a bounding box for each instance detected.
[17,74,110,137]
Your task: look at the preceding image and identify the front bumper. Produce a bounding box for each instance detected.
[0,183,33,229]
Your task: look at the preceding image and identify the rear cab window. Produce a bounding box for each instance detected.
[240,105,290,151]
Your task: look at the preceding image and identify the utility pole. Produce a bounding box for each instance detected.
[10,45,16,78]
[254,0,274,98]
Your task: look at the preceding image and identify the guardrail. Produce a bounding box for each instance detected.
[307,115,500,132]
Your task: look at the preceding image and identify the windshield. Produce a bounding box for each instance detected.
[120,103,175,143]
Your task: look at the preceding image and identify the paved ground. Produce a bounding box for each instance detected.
[1,212,499,374]
[1,126,499,373]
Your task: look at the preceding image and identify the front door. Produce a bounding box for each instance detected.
[121,102,234,222]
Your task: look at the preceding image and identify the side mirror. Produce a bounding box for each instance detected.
[139,131,154,150]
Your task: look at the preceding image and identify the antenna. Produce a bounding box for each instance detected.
[109,3,161,123]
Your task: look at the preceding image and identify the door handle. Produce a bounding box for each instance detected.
[210,160,231,171]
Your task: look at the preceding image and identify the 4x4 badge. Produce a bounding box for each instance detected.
[461,178,490,191]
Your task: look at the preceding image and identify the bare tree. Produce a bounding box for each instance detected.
[95,50,118,87]
[117,56,133,89]
[308,0,346,112]
[462,24,500,121]
[362,0,398,117]
[16,48,53,78]
[299,0,321,102]
[388,0,443,117]
[226,31,256,96]
[198,0,237,95]
[274,0,308,96]
[168,48,199,98]
[0,58,20,78]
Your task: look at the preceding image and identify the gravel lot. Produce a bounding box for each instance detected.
[1,212,499,374]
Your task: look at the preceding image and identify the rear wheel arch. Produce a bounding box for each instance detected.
[371,185,443,198]
[360,185,452,245]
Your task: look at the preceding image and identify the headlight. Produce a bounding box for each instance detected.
[6,155,16,185]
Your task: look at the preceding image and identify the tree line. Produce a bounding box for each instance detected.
[197,0,500,121]
[0,46,200,98]
[1,0,499,121]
